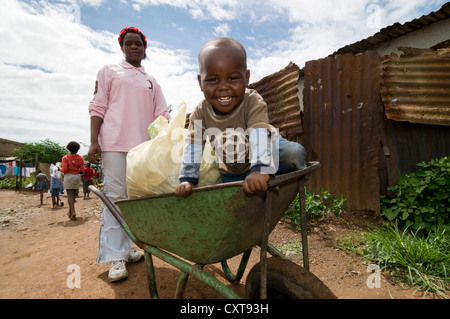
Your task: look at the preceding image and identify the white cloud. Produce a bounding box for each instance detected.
[244,0,447,79]
[0,0,201,155]
[143,44,203,110]
[214,23,231,37]
[1,0,446,156]
[132,0,238,20]
[81,0,106,6]
[121,0,385,79]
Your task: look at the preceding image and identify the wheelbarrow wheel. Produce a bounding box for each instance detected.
[245,257,336,299]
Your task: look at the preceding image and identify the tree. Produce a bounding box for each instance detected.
[11,139,68,164]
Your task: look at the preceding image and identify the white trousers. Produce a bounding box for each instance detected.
[96,152,134,263]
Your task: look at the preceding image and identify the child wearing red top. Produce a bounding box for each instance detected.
[61,141,85,220]
[82,163,94,199]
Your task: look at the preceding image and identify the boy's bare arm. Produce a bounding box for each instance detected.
[243,171,270,194]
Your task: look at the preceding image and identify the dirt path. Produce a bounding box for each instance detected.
[0,189,437,299]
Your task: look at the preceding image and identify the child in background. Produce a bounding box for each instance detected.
[176,37,306,197]
[50,164,63,208]
[61,141,85,220]
[82,162,94,199]
[92,167,100,186]
[33,170,49,206]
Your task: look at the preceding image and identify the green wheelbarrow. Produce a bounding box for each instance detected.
[89,161,336,299]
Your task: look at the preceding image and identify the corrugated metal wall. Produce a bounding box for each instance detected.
[249,62,303,141]
[302,51,383,211]
[247,48,448,212]
[248,5,450,212]
[380,46,450,185]
[381,47,450,126]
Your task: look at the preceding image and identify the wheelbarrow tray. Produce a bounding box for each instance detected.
[115,163,319,265]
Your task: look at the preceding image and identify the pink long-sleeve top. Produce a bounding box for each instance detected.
[89,60,170,152]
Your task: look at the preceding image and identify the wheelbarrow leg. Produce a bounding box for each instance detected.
[260,190,273,299]
[221,249,252,282]
[298,180,310,271]
[174,272,189,299]
[146,245,241,299]
[144,249,159,299]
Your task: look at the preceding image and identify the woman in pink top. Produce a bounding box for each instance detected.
[61,141,85,221]
[88,27,170,282]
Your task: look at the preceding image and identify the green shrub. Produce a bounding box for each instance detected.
[284,189,347,230]
[0,177,34,190]
[381,157,450,234]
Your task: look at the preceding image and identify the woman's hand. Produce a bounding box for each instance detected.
[88,143,102,164]
[89,116,103,164]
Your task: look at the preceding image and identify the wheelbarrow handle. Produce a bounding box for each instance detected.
[88,185,143,248]
[267,161,321,188]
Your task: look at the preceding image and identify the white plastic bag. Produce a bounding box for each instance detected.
[126,102,221,198]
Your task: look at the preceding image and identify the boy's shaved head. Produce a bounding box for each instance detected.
[198,37,247,71]
[196,37,250,114]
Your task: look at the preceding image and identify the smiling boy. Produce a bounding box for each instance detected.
[175,37,306,197]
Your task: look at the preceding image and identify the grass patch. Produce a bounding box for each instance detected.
[362,223,450,298]
[276,239,303,255]
[336,232,367,256]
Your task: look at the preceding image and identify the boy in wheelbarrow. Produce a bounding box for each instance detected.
[176,37,306,197]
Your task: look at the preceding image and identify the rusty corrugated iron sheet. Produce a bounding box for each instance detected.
[302,51,382,211]
[249,62,303,140]
[380,47,450,126]
[334,2,450,56]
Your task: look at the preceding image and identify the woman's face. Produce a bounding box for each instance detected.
[121,32,145,67]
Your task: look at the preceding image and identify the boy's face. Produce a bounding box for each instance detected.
[198,45,250,114]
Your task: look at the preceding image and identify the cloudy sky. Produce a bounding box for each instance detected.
[0,0,447,156]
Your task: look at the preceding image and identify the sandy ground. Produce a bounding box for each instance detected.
[0,188,442,300]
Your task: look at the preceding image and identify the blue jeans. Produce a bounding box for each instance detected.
[221,136,306,182]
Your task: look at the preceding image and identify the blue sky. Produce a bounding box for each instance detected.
[0,0,447,156]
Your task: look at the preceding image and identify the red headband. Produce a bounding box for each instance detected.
[118,26,147,49]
